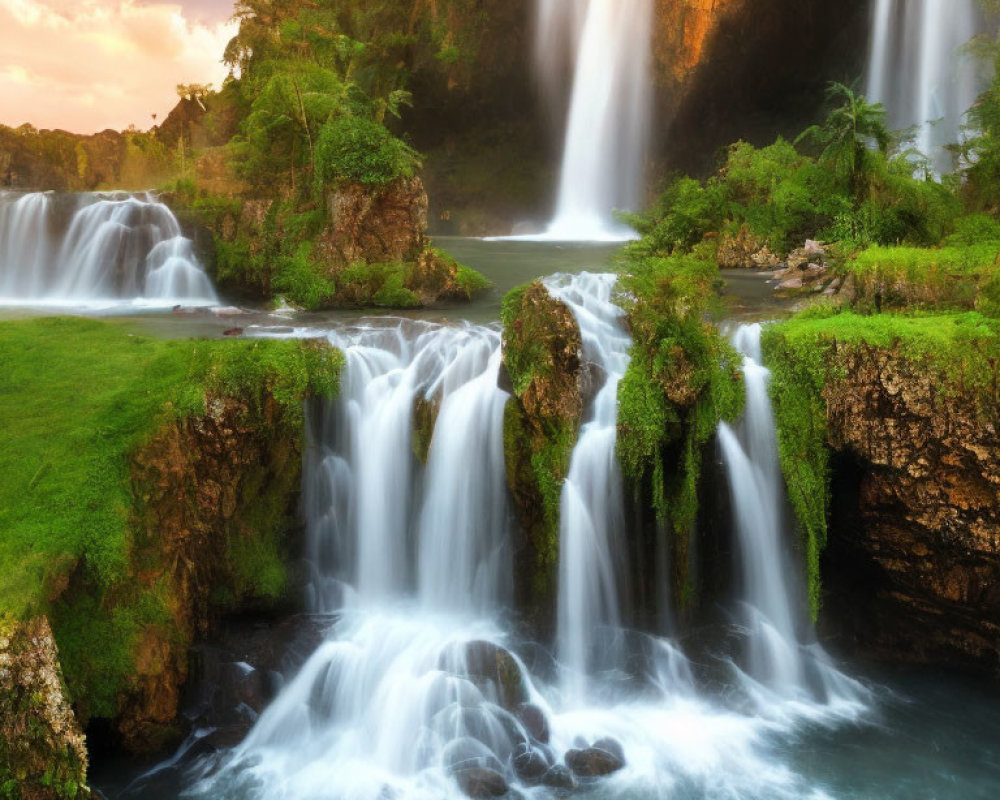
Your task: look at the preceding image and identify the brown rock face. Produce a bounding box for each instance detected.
[822,345,1000,674]
[117,392,305,752]
[318,178,428,267]
[0,617,89,799]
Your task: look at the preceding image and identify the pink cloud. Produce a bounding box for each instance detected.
[0,0,236,133]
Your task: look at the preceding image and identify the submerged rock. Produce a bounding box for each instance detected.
[511,742,552,783]
[453,766,510,799]
[591,737,625,763]
[515,702,551,744]
[541,764,577,790]
[452,640,530,712]
[565,746,625,777]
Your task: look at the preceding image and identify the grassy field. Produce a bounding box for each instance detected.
[0,316,339,620]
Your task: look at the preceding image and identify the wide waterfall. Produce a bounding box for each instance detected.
[534,0,653,240]
[544,273,632,702]
[718,324,868,706]
[159,299,883,800]
[866,0,984,170]
[0,191,217,306]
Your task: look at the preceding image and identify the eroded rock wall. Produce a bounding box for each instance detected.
[820,343,1000,674]
[0,617,89,800]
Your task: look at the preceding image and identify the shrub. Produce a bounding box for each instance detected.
[315,115,419,189]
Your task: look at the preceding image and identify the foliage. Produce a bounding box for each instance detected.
[844,244,1000,313]
[795,82,891,200]
[315,115,419,188]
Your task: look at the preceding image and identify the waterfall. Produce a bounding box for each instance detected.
[718,324,869,707]
[162,315,880,800]
[0,191,217,306]
[534,0,653,240]
[543,273,632,702]
[866,0,984,170]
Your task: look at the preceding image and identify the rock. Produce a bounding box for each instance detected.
[541,764,577,790]
[320,177,428,267]
[591,737,625,763]
[716,226,779,270]
[453,767,510,799]
[452,641,529,712]
[804,239,825,256]
[223,327,243,336]
[515,702,551,744]
[778,277,803,291]
[565,746,625,777]
[0,617,90,799]
[512,742,552,783]
[443,737,505,776]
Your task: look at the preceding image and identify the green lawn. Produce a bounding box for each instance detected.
[0,317,339,620]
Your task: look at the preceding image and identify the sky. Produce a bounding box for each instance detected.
[0,0,239,133]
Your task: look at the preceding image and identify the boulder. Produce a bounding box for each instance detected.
[511,742,551,783]
[565,746,625,777]
[453,767,510,799]
[515,702,551,744]
[541,764,577,790]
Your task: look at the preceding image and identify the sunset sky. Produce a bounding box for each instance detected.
[0,0,238,133]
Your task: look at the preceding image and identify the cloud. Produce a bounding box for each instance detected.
[0,0,237,133]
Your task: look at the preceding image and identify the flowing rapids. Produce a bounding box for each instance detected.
[155,289,880,800]
[530,0,653,240]
[866,0,985,171]
[0,190,217,307]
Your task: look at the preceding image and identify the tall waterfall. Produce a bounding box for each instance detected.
[0,191,217,306]
[866,0,984,169]
[544,273,632,702]
[535,0,653,240]
[718,324,868,706]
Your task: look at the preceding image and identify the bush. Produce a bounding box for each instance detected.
[315,115,419,189]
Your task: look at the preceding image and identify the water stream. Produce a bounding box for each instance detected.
[532,0,653,240]
[866,0,985,170]
[0,191,217,307]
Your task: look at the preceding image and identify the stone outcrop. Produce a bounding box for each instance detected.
[110,389,311,752]
[0,617,89,799]
[820,344,1000,674]
[318,178,428,267]
[500,282,584,627]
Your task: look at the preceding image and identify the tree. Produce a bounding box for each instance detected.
[796,82,891,200]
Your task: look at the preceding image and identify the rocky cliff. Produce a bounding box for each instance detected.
[764,314,1000,675]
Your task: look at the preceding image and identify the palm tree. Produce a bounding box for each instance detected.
[796,82,891,200]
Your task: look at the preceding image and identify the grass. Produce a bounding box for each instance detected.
[0,316,340,621]
[844,244,1000,313]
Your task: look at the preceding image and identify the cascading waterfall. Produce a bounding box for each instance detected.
[543,273,632,702]
[534,0,653,240]
[867,0,984,170]
[718,323,868,707]
[0,191,217,306]
[164,312,878,800]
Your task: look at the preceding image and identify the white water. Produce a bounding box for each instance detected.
[544,273,632,702]
[718,324,869,707]
[866,0,984,170]
[0,191,217,307]
[531,0,653,241]
[177,311,875,800]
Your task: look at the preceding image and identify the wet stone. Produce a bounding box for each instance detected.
[454,767,510,799]
[511,742,551,783]
[565,746,625,777]
[591,736,625,763]
[515,702,550,744]
[541,764,577,790]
